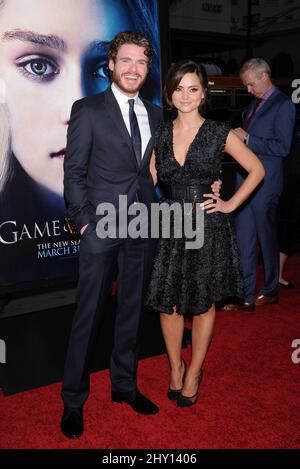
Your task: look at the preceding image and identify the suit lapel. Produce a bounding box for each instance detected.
[247,87,280,129]
[103,88,156,170]
[140,98,155,168]
[104,88,138,169]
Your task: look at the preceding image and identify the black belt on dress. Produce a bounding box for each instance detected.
[163,184,212,202]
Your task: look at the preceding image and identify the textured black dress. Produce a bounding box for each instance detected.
[145,119,244,315]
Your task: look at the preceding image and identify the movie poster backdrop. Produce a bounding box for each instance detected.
[0,0,161,290]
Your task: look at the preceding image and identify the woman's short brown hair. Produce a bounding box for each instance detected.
[164,60,209,111]
[108,31,153,68]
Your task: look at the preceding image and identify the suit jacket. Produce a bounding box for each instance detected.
[237,87,295,195]
[64,87,162,232]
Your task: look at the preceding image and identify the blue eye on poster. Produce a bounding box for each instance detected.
[0,0,161,290]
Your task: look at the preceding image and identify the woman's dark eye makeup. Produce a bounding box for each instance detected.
[16,55,59,81]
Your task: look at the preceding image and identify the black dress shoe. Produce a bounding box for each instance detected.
[279,281,295,289]
[61,408,83,439]
[111,389,159,415]
[240,302,255,313]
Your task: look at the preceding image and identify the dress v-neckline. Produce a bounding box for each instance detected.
[171,119,207,168]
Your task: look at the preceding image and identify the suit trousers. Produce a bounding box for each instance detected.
[61,231,155,409]
[235,192,280,303]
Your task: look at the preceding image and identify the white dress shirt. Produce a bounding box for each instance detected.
[111,83,151,159]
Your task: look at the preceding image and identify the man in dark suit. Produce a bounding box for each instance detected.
[61,31,162,439]
[226,58,295,312]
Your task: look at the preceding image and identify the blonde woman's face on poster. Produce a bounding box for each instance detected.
[0,0,133,195]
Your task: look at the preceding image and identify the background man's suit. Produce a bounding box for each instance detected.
[62,87,162,408]
[235,87,295,304]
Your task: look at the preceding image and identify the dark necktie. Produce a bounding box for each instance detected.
[243,98,263,130]
[128,99,142,165]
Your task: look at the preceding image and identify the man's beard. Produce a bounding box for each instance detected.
[112,71,147,95]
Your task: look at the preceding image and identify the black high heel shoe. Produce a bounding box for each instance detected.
[177,369,203,407]
[167,359,186,400]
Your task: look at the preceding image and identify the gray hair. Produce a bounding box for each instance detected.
[240,58,271,78]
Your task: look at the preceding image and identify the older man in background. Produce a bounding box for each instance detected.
[227,58,295,312]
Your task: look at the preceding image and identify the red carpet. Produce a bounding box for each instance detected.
[1,254,300,449]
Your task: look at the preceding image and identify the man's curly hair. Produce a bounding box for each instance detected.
[108,31,153,68]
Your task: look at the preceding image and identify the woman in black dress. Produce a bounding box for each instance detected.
[145,60,265,407]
